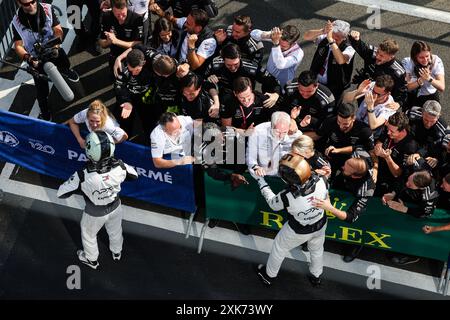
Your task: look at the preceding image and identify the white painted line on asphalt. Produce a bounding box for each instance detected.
[0,169,442,295]
[0,71,36,112]
[338,0,450,24]
[0,85,21,111]
[0,162,14,180]
[29,100,40,119]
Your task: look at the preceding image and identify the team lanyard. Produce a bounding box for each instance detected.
[239,104,254,129]
[387,138,395,150]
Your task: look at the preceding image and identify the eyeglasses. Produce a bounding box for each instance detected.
[20,0,36,7]
[371,88,388,97]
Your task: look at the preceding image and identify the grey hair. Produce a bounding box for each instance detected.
[422,100,441,117]
[291,135,314,155]
[333,20,350,37]
[271,111,291,128]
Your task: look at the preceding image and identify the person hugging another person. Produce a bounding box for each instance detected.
[68,100,128,149]
[57,131,138,269]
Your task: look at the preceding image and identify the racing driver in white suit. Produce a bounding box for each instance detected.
[57,131,138,269]
[256,152,329,287]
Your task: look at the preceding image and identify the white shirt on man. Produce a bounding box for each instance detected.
[251,29,304,87]
[150,116,194,158]
[176,17,217,62]
[356,82,396,134]
[247,122,302,177]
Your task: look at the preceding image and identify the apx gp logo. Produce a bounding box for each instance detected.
[0,131,19,147]
[29,140,55,155]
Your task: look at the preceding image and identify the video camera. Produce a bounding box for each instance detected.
[33,36,62,62]
[34,36,77,102]
[1,36,77,102]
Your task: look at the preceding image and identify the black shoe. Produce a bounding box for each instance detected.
[301,242,309,252]
[308,274,322,288]
[233,222,251,235]
[64,69,80,82]
[112,252,121,261]
[77,250,99,269]
[208,219,219,228]
[391,255,420,265]
[94,42,104,55]
[256,264,275,286]
[343,245,364,263]
[83,40,102,56]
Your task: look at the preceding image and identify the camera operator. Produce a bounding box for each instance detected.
[13,0,78,121]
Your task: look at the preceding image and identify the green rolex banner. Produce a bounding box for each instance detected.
[204,172,450,261]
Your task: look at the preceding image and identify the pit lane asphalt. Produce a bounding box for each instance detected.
[0,190,447,300]
[1,0,450,301]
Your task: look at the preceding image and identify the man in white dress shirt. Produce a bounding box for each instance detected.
[150,112,196,168]
[251,25,304,88]
[247,111,302,182]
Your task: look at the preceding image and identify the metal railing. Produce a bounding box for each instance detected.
[0,0,19,63]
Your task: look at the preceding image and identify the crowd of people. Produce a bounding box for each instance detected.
[11,0,450,286]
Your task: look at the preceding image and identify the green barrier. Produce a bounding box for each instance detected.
[204,172,450,261]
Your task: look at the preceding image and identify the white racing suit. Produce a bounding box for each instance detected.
[260,174,329,278]
[57,159,138,261]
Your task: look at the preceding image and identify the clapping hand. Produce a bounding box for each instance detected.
[271,27,282,45]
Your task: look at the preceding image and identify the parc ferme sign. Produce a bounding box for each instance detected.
[0,110,196,212]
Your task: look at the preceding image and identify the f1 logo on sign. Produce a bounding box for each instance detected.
[0,131,19,147]
[28,139,55,155]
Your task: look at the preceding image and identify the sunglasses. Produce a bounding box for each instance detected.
[20,0,36,7]
[371,88,388,97]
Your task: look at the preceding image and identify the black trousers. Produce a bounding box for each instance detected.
[406,90,440,110]
[34,48,71,117]
[66,0,101,38]
[142,17,150,45]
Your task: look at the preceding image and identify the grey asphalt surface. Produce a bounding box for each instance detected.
[0,190,447,301]
[396,0,450,12]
